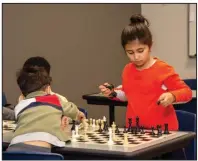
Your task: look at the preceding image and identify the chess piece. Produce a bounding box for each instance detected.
[134,127,138,135]
[96,120,99,130]
[131,127,134,134]
[89,118,93,127]
[71,120,76,131]
[140,126,145,134]
[83,127,88,140]
[103,116,107,122]
[164,123,169,134]
[75,125,79,137]
[108,128,113,145]
[157,125,162,136]
[151,126,155,136]
[124,133,128,145]
[103,121,106,132]
[92,119,96,128]
[98,119,101,124]
[101,120,104,130]
[71,130,76,142]
[104,121,109,132]
[98,122,103,133]
[112,127,116,141]
[115,125,120,133]
[128,118,132,132]
[123,126,127,133]
[112,122,116,131]
[84,120,88,131]
[136,116,140,132]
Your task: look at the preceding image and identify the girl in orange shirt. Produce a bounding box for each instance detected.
[99,14,192,131]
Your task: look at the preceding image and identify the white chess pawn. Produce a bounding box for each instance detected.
[92,119,96,128]
[84,120,88,130]
[98,119,101,125]
[112,122,116,131]
[83,119,88,127]
[103,116,106,122]
[96,120,99,129]
[89,118,93,127]
[83,127,88,140]
[108,128,114,145]
[112,132,117,141]
[75,125,79,137]
[101,120,104,130]
[72,130,76,142]
[124,133,128,145]
[112,126,116,141]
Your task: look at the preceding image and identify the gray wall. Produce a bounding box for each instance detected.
[3,4,141,126]
[142,4,196,79]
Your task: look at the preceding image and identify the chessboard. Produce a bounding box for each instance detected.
[74,128,175,147]
[3,120,16,133]
[67,117,191,154]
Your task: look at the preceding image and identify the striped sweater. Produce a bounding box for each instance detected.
[10,91,79,147]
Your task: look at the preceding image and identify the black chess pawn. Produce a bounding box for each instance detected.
[129,127,134,133]
[103,121,106,132]
[156,125,160,130]
[71,120,76,131]
[103,121,109,132]
[115,125,120,133]
[127,118,132,132]
[136,116,139,126]
[98,123,103,133]
[123,126,127,133]
[158,128,162,136]
[136,116,140,132]
[151,126,155,136]
[140,126,145,134]
[164,123,170,134]
[134,127,138,135]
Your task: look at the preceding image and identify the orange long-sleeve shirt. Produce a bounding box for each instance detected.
[122,58,192,130]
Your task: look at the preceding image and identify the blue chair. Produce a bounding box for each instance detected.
[176,110,196,160]
[2,92,7,106]
[2,92,12,107]
[184,79,197,90]
[78,107,88,118]
[3,151,64,160]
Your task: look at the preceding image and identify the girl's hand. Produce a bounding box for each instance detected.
[99,82,114,97]
[157,92,176,107]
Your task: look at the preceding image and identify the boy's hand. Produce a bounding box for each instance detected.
[157,92,176,107]
[99,83,114,97]
[77,111,86,122]
[61,116,69,130]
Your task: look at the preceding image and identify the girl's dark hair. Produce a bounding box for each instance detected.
[121,14,152,48]
[17,66,52,96]
[23,57,51,75]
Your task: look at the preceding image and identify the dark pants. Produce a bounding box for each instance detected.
[7,143,51,153]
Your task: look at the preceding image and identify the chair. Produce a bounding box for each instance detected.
[2,92,12,107]
[2,92,7,106]
[184,79,197,90]
[3,151,64,160]
[176,110,196,160]
[78,107,88,118]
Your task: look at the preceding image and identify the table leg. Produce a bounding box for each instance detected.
[109,105,115,125]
